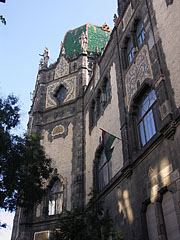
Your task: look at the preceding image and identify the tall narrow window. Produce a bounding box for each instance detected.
[97,91,103,116]
[138,90,157,146]
[98,150,110,190]
[48,180,63,215]
[105,80,111,103]
[136,22,145,49]
[126,38,134,66]
[93,101,97,123]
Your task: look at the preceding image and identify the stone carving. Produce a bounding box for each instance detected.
[61,41,66,55]
[125,45,153,108]
[46,76,76,108]
[79,31,88,52]
[39,47,50,68]
[52,125,65,136]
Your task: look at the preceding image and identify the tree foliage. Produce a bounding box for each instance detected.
[50,191,123,240]
[0,95,52,213]
[0,15,6,25]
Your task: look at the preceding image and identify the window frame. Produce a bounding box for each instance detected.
[54,84,68,104]
[48,179,63,216]
[136,21,145,49]
[137,90,157,147]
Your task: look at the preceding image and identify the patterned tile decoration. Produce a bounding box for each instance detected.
[125,45,153,109]
[54,56,69,79]
[63,23,111,58]
[52,125,65,136]
[45,75,77,109]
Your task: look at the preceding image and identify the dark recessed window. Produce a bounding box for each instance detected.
[105,80,111,102]
[138,90,157,146]
[93,101,97,123]
[136,22,145,49]
[126,38,134,66]
[98,150,110,190]
[55,85,68,104]
[99,92,103,114]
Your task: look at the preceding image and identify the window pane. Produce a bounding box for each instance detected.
[98,151,109,190]
[136,22,145,49]
[49,200,55,215]
[56,86,68,104]
[139,121,146,146]
[144,110,156,142]
[56,193,63,214]
[99,150,107,169]
[106,80,110,102]
[127,39,134,65]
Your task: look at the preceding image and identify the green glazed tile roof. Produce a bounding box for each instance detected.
[63,23,111,58]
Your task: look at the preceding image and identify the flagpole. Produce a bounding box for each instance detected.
[99,128,122,141]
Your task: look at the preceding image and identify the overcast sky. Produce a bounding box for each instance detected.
[0,0,117,239]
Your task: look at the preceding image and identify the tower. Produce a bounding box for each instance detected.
[11,23,111,240]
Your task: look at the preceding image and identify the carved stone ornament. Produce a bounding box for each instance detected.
[55,56,69,79]
[52,125,65,136]
[125,45,153,108]
[79,31,88,52]
[45,76,76,109]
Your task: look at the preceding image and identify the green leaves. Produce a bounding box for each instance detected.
[0,95,52,212]
[50,190,123,240]
[0,15,6,25]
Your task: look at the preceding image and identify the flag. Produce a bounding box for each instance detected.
[101,129,116,161]
[0,0,6,3]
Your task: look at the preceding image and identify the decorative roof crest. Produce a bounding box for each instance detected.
[101,23,111,32]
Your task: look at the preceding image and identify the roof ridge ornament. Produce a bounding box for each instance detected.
[39,47,50,69]
[101,23,111,32]
[79,31,88,53]
[61,41,66,55]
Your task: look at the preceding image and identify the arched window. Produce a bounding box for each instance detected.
[48,179,63,215]
[126,38,134,66]
[54,85,68,104]
[136,22,145,49]
[138,90,157,146]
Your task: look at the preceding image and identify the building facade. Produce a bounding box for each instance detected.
[11,0,180,239]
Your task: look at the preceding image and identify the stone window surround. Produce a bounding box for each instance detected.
[128,81,160,153]
[121,18,145,70]
[89,77,111,130]
[93,143,112,191]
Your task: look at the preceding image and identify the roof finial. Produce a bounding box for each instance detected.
[101,23,111,32]
[61,41,66,55]
[79,31,88,53]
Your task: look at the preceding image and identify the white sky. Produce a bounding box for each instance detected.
[0,0,117,239]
